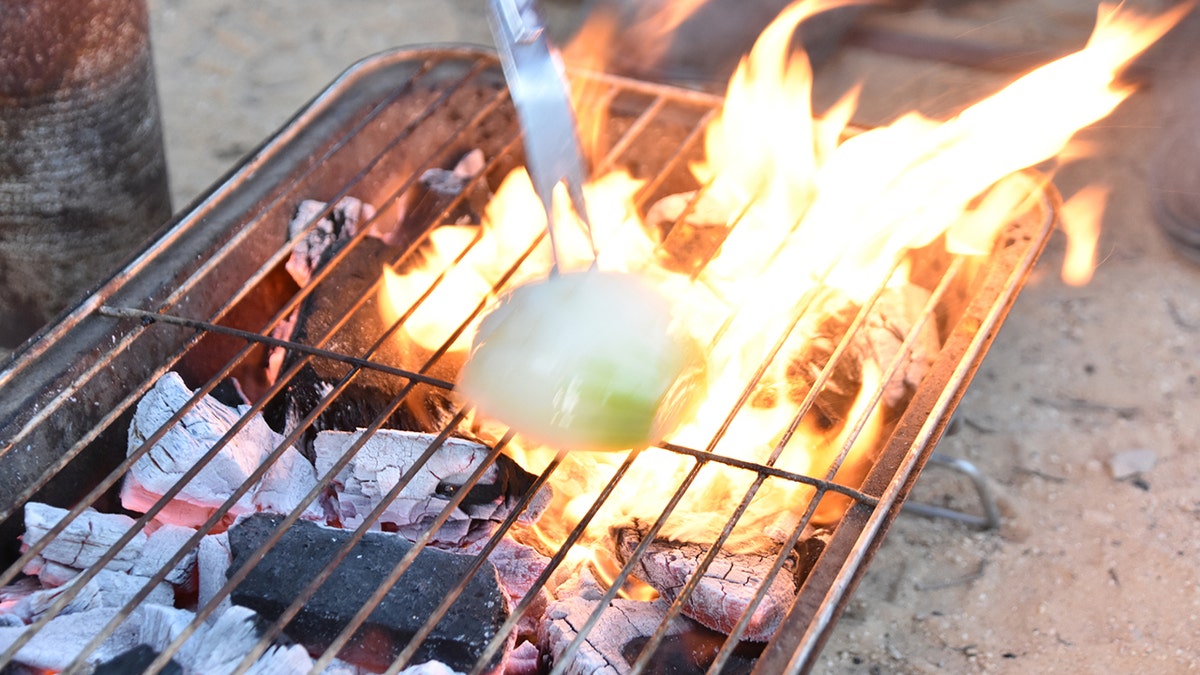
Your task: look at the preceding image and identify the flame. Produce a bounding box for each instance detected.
[1059,185,1109,286]
[380,1,1185,569]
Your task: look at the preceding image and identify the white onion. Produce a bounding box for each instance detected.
[457,270,706,451]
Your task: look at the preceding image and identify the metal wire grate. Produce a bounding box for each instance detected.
[0,47,1054,674]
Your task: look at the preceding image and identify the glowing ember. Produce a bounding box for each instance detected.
[381,0,1184,573]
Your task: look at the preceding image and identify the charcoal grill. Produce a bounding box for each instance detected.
[0,46,1054,673]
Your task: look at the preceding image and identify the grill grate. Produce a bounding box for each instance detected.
[0,47,1054,674]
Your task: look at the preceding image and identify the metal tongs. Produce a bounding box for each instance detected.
[487,0,596,272]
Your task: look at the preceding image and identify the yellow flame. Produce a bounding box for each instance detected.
[380,1,1185,560]
[1060,185,1109,286]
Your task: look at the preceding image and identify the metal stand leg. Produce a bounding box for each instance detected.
[901,453,1002,530]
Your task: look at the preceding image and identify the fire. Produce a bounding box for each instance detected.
[382,1,1183,569]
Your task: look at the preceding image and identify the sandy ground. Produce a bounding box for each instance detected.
[146,0,1200,672]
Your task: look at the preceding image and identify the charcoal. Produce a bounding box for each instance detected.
[313,429,549,551]
[754,284,939,429]
[539,595,694,675]
[227,513,509,673]
[613,526,797,643]
[645,190,732,276]
[93,644,183,675]
[287,197,375,288]
[263,235,458,449]
[398,149,491,237]
[620,631,761,675]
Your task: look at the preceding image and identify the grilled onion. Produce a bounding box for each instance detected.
[457,270,706,451]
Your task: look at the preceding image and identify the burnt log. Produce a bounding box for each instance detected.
[227,513,510,673]
[613,527,797,643]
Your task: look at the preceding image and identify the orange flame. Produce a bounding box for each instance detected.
[1059,185,1109,286]
[382,1,1185,561]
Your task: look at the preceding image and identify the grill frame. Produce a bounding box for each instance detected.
[0,46,1055,674]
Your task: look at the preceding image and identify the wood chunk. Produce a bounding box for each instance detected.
[21,503,146,577]
[613,527,797,643]
[539,595,690,675]
[314,429,548,550]
[227,513,510,673]
[122,371,312,528]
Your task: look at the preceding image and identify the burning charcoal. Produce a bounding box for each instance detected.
[138,603,314,674]
[505,640,540,675]
[860,284,939,409]
[489,538,552,642]
[8,570,172,624]
[313,429,548,551]
[196,532,233,617]
[645,190,732,275]
[287,196,377,287]
[0,607,140,671]
[94,644,183,675]
[264,234,458,443]
[539,595,694,675]
[21,503,147,579]
[398,149,491,237]
[770,284,940,429]
[122,371,314,528]
[613,527,797,643]
[227,513,510,673]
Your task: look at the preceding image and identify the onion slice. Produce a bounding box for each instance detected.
[457,270,706,451]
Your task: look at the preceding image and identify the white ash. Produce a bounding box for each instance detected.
[196,531,233,617]
[122,371,313,528]
[138,604,315,674]
[287,196,374,287]
[0,606,141,671]
[5,569,172,625]
[539,595,688,675]
[314,428,547,549]
[21,502,146,579]
[132,523,199,586]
